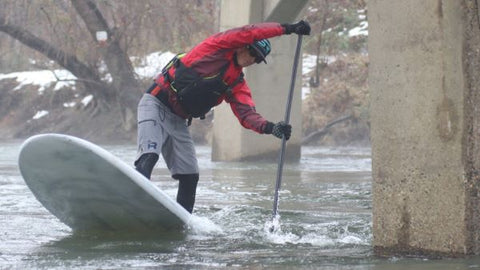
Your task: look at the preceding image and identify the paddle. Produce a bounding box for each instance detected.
[270,34,303,232]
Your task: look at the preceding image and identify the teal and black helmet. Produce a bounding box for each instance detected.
[249,39,271,64]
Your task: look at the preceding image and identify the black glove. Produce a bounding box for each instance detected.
[282,20,311,35]
[267,121,292,140]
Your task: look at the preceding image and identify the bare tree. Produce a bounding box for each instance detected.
[71,0,140,130]
[0,0,138,131]
[0,0,219,134]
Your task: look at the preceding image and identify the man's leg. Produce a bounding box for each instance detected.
[161,115,199,213]
[173,173,199,213]
[135,94,164,179]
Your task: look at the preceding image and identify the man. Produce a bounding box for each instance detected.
[135,20,311,213]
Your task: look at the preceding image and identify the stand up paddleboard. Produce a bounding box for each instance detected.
[18,133,191,232]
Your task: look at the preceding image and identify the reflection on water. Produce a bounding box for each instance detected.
[0,141,479,269]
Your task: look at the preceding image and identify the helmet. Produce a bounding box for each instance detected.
[249,39,271,64]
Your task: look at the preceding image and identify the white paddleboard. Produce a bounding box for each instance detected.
[18,133,192,232]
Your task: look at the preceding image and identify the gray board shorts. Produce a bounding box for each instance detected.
[136,94,199,175]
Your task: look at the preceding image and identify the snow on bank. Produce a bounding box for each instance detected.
[349,9,368,37]
[81,95,94,107]
[134,51,176,79]
[1,51,319,120]
[0,69,76,93]
[32,110,49,119]
[0,51,176,95]
[349,21,368,37]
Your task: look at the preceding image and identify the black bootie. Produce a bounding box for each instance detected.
[134,153,159,179]
[173,173,199,213]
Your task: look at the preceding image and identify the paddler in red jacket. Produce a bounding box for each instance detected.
[135,21,310,213]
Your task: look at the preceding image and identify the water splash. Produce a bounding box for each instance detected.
[262,214,369,247]
[263,215,300,244]
[264,214,281,234]
[186,215,224,236]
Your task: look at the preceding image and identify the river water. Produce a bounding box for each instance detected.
[1,140,480,269]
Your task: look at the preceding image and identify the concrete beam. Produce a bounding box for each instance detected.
[370,0,480,256]
[265,0,309,23]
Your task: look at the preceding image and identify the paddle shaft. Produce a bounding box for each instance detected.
[272,35,303,219]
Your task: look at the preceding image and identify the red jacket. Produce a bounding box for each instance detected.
[150,22,285,134]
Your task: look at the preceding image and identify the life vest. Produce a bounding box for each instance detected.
[162,54,244,119]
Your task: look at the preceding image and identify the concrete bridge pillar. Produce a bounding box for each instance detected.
[212,0,307,161]
[370,0,480,256]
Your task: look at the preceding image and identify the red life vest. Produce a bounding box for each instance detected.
[162,54,243,118]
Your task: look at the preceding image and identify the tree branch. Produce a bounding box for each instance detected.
[302,114,353,145]
[70,0,111,41]
[47,70,108,87]
[0,14,112,100]
[0,14,108,96]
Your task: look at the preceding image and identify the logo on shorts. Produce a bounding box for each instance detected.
[147,141,157,150]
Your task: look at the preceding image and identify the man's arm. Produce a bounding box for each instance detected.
[206,22,285,50]
[229,101,269,134]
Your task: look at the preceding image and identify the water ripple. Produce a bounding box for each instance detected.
[1,143,375,269]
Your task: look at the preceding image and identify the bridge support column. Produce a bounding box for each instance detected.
[370,0,480,255]
[211,0,306,162]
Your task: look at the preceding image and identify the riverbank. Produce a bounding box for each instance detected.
[0,53,370,145]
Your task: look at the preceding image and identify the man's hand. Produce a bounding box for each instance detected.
[271,121,292,140]
[283,20,311,35]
